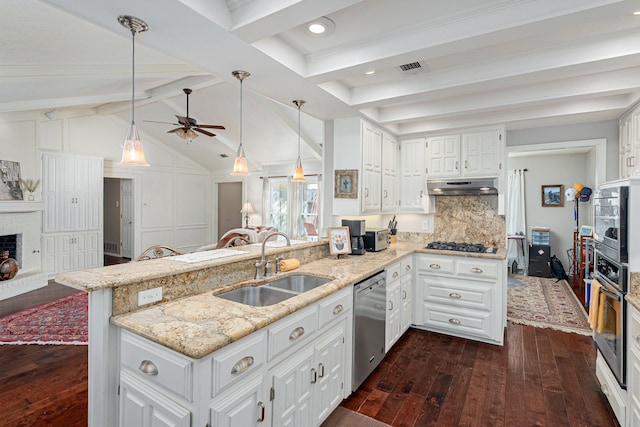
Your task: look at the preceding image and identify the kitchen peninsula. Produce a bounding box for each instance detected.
[56,240,506,427]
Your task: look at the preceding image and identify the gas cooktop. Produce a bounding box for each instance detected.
[425,241,498,254]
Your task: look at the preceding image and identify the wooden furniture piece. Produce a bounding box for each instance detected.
[572,232,594,294]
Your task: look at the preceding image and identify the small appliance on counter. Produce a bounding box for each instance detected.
[364,229,390,252]
[342,219,366,255]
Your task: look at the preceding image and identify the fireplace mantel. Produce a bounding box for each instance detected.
[0,201,44,213]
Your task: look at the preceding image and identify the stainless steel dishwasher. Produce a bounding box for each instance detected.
[352,270,386,391]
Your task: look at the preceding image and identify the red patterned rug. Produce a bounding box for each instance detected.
[507,274,591,335]
[0,292,88,345]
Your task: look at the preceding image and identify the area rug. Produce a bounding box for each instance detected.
[0,292,88,345]
[507,274,591,335]
[321,407,390,427]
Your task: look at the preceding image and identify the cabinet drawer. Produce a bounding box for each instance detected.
[318,287,352,329]
[631,307,640,352]
[456,259,498,280]
[421,304,492,339]
[268,305,318,360]
[400,256,413,277]
[211,329,267,397]
[386,262,402,283]
[425,280,492,311]
[120,330,193,401]
[416,256,455,274]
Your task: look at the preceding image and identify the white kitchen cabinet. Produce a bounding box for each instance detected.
[117,286,352,427]
[628,305,640,427]
[385,276,401,352]
[119,371,190,427]
[385,256,414,352]
[42,153,103,277]
[596,351,627,427]
[399,264,413,335]
[400,138,432,213]
[209,373,268,427]
[426,128,503,180]
[414,254,505,345]
[333,117,398,215]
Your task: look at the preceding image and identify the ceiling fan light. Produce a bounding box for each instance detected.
[292,157,305,182]
[119,123,149,166]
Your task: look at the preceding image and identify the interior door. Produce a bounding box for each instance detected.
[121,179,134,259]
[217,182,242,238]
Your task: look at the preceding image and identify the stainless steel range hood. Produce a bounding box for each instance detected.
[427,178,498,196]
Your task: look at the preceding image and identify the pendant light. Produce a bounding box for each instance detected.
[292,100,306,182]
[118,15,149,166]
[231,70,251,176]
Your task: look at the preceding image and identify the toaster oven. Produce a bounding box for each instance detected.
[364,229,390,252]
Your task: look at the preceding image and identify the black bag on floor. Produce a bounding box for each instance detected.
[550,255,568,282]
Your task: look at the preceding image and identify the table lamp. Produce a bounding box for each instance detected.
[240,201,255,228]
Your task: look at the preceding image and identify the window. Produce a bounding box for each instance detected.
[263,175,321,238]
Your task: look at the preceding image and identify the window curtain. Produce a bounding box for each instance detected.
[507,169,527,272]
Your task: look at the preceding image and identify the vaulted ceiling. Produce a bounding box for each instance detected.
[3,0,640,170]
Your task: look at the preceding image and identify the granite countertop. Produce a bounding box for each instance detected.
[110,242,506,359]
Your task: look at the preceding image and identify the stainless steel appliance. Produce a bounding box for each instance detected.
[427,178,498,196]
[342,219,366,255]
[593,250,628,388]
[364,229,390,252]
[352,271,386,391]
[593,184,629,263]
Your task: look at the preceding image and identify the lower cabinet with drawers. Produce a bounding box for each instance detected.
[413,254,506,345]
[117,286,353,427]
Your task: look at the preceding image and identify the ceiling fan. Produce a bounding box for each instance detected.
[146,88,225,140]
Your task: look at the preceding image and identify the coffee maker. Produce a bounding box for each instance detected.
[341,219,366,255]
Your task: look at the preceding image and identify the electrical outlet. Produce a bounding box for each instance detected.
[421,217,434,232]
[138,287,162,306]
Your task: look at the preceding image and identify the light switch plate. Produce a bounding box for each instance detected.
[138,287,162,306]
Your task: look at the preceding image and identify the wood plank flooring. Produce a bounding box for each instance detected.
[344,326,618,427]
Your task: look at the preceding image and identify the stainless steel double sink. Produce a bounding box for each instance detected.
[216,274,331,307]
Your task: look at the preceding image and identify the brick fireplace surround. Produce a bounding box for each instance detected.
[0,202,47,301]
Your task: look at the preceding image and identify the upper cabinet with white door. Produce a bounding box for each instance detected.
[426,127,504,179]
[399,138,432,213]
[619,109,640,178]
[333,117,398,215]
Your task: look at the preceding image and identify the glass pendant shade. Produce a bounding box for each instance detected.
[120,122,149,166]
[231,70,251,176]
[291,100,306,182]
[118,15,149,167]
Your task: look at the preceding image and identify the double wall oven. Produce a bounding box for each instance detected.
[592,183,629,388]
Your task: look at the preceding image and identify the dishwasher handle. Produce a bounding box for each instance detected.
[355,278,385,298]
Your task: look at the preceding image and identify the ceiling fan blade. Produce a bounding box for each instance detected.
[194,128,216,137]
[144,120,181,125]
[196,124,225,130]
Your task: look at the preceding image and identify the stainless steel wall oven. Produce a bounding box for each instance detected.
[593,184,629,263]
[593,249,628,388]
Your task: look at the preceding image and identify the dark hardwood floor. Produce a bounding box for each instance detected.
[0,257,616,426]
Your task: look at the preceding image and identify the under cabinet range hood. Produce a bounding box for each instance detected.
[427,178,498,196]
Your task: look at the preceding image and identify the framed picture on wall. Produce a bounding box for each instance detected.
[334,169,357,199]
[328,226,351,255]
[541,184,564,207]
[0,160,24,201]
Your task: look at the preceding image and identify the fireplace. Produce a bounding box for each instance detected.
[0,203,47,300]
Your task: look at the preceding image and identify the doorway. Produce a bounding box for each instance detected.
[217,182,242,238]
[103,178,134,260]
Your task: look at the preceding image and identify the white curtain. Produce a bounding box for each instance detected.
[507,169,527,272]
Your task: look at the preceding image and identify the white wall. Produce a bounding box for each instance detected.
[509,152,592,268]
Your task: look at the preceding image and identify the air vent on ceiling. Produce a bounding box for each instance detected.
[398,61,428,75]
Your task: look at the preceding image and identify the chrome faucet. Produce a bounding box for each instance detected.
[255,231,291,279]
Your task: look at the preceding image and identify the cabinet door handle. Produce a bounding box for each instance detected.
[469,267,483,274]
[231,356,254,374]
[388,301,394,311]
[393,271,399,279]
[257,402,265,422]
[449,292,461,299]
[448,318,461,325]
[429,263,441,269]
[138,360,158,376]
[405,265,411,271]
[318,363,325,378]
[364,188,369,197]
[289,326,305,341]
[402,290,407,299]
[455,161,459,170]
[384,190,388,198]
[332,304,344,315]
[311,368,317,384]
[464,160,468,169]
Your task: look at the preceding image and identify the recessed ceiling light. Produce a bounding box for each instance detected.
[306,16,335,37]
[365,70,376,75]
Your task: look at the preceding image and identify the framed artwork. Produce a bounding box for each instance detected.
[541,184,563,207]
[0,160,24,201]
[334,169,358,199]
[579,225,593,237]
[328,226,351,255]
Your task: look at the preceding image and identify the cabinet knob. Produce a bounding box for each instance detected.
[289,326,305,341]
[138,360,158,376]
[429,263,441,269]
[470,267,483,274]
[405,265,411,271]
[449,292,462,299]
[393,271,399,279]
[448,318,461,325]
[231,356,255,374]
[332,304,344,315]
